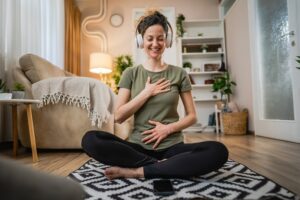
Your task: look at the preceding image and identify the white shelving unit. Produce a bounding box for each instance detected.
[177,19,226,133]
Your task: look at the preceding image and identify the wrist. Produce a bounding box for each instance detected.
[141,88,152,98]
[167,124,174,135]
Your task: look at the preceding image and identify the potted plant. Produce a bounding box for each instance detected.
[296,56,300,69]
[0,79,12,99]
[212,72,236,112]
[112,55,133,93]
[183,61,192,72]
[176,14,185,37]
[12,82,25,99]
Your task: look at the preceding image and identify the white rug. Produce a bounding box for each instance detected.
[69,159,298,200]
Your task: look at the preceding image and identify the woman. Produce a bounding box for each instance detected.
[82,10,228,180]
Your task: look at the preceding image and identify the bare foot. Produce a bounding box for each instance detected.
[104,167,144,180]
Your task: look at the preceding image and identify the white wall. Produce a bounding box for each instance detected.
[224,0,254,131]
[78,0,220,77]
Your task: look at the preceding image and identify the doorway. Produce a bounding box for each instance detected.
[249,0,300,142]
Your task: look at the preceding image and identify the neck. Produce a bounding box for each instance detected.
[143,59,167,72]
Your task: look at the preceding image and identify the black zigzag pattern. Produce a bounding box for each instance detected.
[69,159,298,200]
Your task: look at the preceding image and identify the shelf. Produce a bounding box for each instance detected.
[179,18,225,134]
[183,19,222,25]
[188,71,223,75]
[181,37,223,44]
[182,52,223,58]
[193,98,221,102]
[191,84,213,88]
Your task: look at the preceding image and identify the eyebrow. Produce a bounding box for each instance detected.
[145,35,165,38]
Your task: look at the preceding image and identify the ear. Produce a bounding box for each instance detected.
[136,34,144,48]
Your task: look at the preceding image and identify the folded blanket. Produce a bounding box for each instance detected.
[32,77,116,128]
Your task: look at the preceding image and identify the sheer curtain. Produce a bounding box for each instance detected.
[0,0,64,80]
[0,0,64,141]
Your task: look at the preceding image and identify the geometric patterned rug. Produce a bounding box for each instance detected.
[69,159,299,200]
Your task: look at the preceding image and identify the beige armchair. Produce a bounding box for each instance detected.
[13,54,132,149]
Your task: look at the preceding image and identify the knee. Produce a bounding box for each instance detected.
[81,130,113,152]
[81,131,98,152]
[212,141,229,164]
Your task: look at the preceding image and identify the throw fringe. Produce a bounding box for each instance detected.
[37,92,110,128]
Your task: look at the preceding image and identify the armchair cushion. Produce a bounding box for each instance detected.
[19,54,66,83]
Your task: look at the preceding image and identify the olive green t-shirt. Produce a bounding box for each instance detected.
[118,64,192,150]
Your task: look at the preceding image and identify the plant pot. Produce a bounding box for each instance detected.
[12,91,25,99]
[0,93,12,100]
[184,68,191,73]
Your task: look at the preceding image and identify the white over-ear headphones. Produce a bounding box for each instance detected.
[135,21,173,49]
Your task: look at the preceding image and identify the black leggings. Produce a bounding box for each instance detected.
[81,131,228,179]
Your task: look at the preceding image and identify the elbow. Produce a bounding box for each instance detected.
[114,114,125,124]
[191,114,197,125]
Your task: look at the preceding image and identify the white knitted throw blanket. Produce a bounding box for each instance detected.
[32,77,116,128]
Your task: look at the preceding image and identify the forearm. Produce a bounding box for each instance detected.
[115,90,151,123]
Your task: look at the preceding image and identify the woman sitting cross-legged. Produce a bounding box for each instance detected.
[81,10,228,180]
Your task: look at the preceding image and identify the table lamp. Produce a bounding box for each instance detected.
[89,52,112,74]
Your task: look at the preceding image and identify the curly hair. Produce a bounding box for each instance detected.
[137,10,169,37]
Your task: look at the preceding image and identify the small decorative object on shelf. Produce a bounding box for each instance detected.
[204,63,220,72]
[197,33,203,37]
[201,44,208,53]
[192,67,201,72]
[176,13,185,37]
[218,53,227,72]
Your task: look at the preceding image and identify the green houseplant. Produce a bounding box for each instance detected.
[212,72,236,111]
[296,56,300,69]
[112,55,133,93]
[0,79,12,99]
[12,82,25,99]
[176,13,185,37]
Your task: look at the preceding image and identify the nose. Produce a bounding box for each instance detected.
[152,39,159,46]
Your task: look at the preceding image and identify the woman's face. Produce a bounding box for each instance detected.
[143,24,166,60]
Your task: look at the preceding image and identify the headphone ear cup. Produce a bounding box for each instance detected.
[166,32,172,48]
[136,34,144,48]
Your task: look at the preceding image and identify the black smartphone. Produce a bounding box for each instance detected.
[153,179,175,196]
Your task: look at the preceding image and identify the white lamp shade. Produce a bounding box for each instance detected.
[89,52,112,74]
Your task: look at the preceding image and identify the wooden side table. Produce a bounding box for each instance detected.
[0,99,41,162]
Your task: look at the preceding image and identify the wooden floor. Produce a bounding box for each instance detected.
[1,133,300,196]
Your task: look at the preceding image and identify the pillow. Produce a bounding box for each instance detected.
[19,54,66,83]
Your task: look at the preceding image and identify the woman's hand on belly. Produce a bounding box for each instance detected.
[142,120,173,149]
